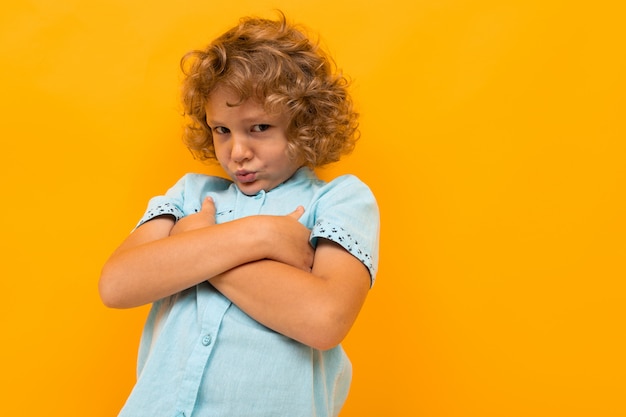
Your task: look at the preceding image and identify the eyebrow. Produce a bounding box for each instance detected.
[206,113,281,127]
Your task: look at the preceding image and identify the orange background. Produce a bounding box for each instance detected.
[1,0,625,416]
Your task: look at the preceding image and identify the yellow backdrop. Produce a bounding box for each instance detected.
[1,0,624,416]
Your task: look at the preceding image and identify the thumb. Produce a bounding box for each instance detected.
[201,196,216,215]
[287,205,305,220]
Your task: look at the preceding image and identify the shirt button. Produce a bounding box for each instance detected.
[201,334,212,346]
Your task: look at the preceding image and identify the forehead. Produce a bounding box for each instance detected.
[205,87,283,122]
[206,86,246,110]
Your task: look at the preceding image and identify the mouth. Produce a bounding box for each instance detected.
[235,170,257,184]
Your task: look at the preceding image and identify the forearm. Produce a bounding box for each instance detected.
[210,241,370,350]
[100,218,268,308]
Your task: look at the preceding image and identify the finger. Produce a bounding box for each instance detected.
[201,196,216,215]
[287,205,305,220]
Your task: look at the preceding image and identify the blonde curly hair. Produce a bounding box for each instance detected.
[180,12,359,167]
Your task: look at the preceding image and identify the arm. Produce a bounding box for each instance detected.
[174,198,371,350]
[210,239,371,351]
[98,198,313,309]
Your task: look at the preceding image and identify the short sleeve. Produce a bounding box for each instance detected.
[134,174,233,230]
[310,176,380,286]
[134,176,188,229]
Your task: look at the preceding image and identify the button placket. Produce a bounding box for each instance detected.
[252,190,266,213]
[234,189,266,218]
[174,290,231,416]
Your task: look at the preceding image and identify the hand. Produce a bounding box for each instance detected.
[170,196,216,236]
[261,205,314,272]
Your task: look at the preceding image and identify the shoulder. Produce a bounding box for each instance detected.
[164,173,233,197]
[177,173,233,190]
[318,174,377,204]
[326,173,372,190]
[137,173,233,228]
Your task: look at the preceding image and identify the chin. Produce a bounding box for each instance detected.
[237,182,264,196]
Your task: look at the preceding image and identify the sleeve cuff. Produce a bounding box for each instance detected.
[310,219,377,285]
[135,202,184,229]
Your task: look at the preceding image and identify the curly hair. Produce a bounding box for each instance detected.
[180,12,359,167]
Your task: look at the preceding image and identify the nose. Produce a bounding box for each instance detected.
[230,134,253,163]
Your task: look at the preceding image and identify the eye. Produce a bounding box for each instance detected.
[213,126,230,135]
[251,124,270,133]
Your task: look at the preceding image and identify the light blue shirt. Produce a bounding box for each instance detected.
[118,167,380,417]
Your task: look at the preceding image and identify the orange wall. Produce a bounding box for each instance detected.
[1,1,625,416]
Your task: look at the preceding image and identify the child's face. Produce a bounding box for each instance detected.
[205,87,303,195]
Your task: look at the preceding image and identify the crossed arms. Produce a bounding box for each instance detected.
[99,197,370,350]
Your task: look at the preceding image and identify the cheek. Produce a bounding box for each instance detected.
[213,148,230,168]
[213,140,227,158]
[272,147,294,165]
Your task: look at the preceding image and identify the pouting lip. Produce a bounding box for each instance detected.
[234,169,257,183]
[235,169,255,176]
